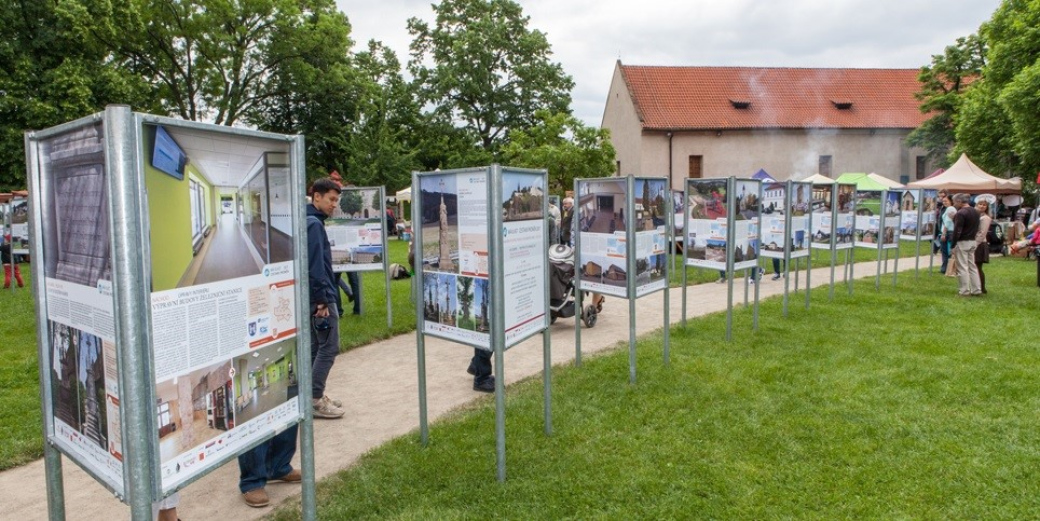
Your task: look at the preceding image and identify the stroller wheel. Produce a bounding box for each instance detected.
[550,314,558,325]
[582,305,598,328]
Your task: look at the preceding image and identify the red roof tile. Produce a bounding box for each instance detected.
[619,64,927,130]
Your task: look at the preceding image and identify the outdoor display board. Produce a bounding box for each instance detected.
[327,186,387,272]
[9,195,29,254]
[684,178,761,272]
[25,108,310,514]
[882,190,901,249]
[810,183,836,250]
[920,189,938,239]
[417,167,548,349]
[760,181,811,260]
[899,189,923,241]
[854,190,884,249]
[835,184,856,250]
[632,177,669,297]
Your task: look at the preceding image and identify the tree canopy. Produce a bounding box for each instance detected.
[501,111,616,194]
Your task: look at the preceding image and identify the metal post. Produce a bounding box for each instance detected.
[289,136,318,521]
[382,187,393,328]
[106,106,157,520]
[26,124,67,521]
[681,181,689,329]
[626,176,637,384]
[413,171,429,446]
[782,182,792,317]
[829,187,837,301]
[541,176,552,436]
[663,190,671,366]
[725,178,735,342]
[489,165,508,482]
[875,191,884,290]
[752,179,761,330]
[573,178,583,367]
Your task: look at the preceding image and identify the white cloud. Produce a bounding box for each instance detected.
[336,0,1001,126]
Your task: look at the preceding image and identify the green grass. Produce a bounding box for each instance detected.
[0,264,43,470]
[270,256,1040,520]
[337,239,417,350]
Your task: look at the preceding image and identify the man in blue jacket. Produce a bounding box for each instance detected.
[307,178,345,419]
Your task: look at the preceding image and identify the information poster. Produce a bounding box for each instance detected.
[9,196,29,254]
[882,190,901,249]
[142,123,301,491]
[835,184,856,250]
[899,189,921,241]
[685,178,728,270]
[420,172,492,346]
[854,190,883,249]
[920,189,938,238]
[327,187,385,272]
[732,180,761,270]
[760,182,810,260]
[633,177,668,298]
[577,178,629,298]
[810,184,834,250]
[500,169,547,346]
[34,121,125,493]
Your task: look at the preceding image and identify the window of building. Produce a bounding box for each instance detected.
[688,155,703,178]
[819,156,832,177]
[916,156,927,179]
[616,160,621,175]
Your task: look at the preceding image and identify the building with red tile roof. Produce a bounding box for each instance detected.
[601,61,935,190]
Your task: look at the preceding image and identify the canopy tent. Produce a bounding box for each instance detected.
[906,153,1022,194]
[834,172,904,190]
[395,186,411,202]
[801,173,834,184]
[751,169,777,182]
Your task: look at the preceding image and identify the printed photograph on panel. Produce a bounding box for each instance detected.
[422,272,458,326]
[155,360,234,464]
[328,187,385,269]
[734,180,761,221]
[581,254,627,289]
[502,172,545,222]
[230,340,297,427]
[634,178,667,231]
[143,122,294,292]
[38,123,112,288]
[687,179,727,220]
[578,179,627,234]
[419,175,459,274]
[49,322,109,450]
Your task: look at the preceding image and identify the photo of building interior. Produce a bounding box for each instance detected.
[143,124,293,292]
[231,340,297,427]
[155,360,234,463]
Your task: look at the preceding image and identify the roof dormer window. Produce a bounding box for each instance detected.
[831,100,853,110]
[729,99,751,109]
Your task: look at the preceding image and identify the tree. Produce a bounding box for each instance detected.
[339,190,363,216]
[0,0,156,190]
[94,0,352,126]
[953,0,1040,184]
[906,35,986,167]
[407,0,574,152]
[501,111,616,195]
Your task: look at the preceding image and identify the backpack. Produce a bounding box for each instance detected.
[389,263,411,280]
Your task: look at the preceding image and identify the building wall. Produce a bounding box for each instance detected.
[601,65,643,177]
[633,128,931,191]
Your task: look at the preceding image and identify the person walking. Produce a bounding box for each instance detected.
[307,178,346,419]
[974,200,992,294]
[951,193,981,296]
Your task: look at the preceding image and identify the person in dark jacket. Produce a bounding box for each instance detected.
[306,178,345,419]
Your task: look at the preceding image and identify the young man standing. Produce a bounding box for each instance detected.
[951,193,982,296]
[307,178,346,418]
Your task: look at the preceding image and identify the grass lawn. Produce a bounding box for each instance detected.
[271,256,1040,520]
[0,263,42,470]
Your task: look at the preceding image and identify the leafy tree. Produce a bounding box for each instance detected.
[339,190,363,216]
[407,0,574,152]
[501,111,616,195]
[0,0,155,190]
[906,35,986,167]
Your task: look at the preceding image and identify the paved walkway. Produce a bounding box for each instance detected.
[0,255,937,520]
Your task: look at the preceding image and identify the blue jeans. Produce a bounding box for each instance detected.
[311,302,340,400]
[238,385,299,493]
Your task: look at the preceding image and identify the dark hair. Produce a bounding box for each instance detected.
[311,177,341,196]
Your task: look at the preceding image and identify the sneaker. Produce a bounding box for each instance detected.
[313,397,345,419]
[748,277,755,285]
[473,376,495,393]
[323,395,342,408]
[771,274,781,281]
[271,469,301,483]
[242,488,270,508]
[467,362,476,376]
[716,277,726,284]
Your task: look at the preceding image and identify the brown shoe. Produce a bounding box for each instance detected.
[271,469,301,483]
[242,487,269,508]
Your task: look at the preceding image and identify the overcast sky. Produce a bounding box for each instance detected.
[334,0,1002,127]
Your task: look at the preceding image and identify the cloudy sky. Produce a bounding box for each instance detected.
[334,0,1002,127]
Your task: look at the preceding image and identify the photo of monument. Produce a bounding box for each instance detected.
[420,175,458,274]
[49,321,110,450]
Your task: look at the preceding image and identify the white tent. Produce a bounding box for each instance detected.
[802,173,834,184]
[866,173,905,189]
[906,153,1021,194]
[395,186,411,202]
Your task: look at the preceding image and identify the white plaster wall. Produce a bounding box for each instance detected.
[601,64,643,178]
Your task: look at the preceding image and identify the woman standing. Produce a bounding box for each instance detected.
[939,195,957,275]
[974,200,992,294]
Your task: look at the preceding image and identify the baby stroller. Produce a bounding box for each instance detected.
[548,244,599,327]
